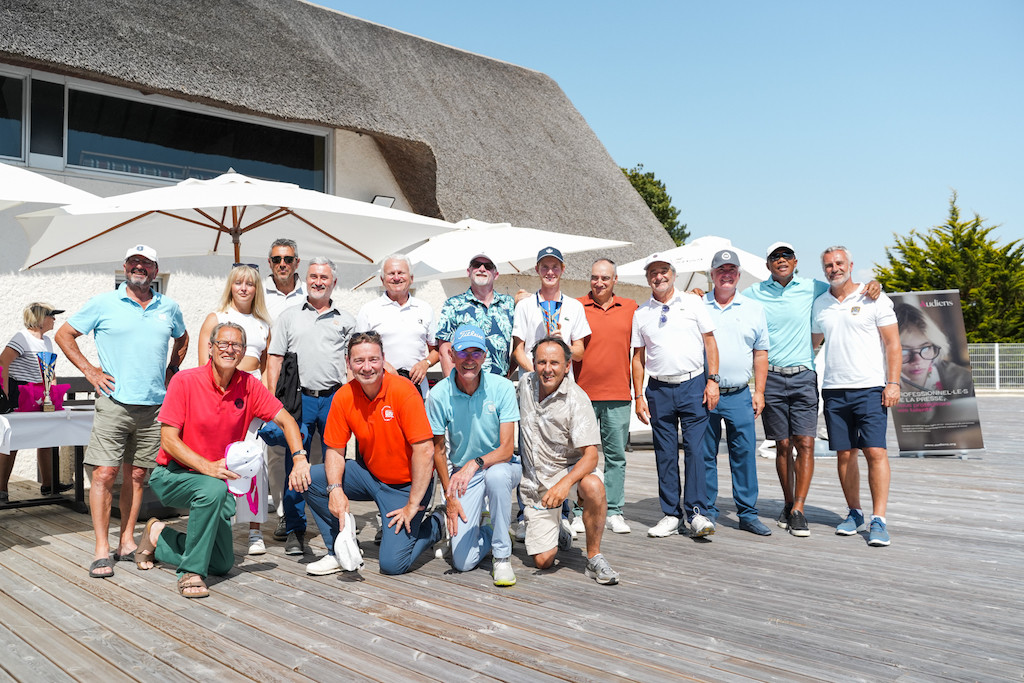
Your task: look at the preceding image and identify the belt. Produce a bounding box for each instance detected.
[650,369,702,384]
[719,385,748,395]
[768,365,810,376]
[301,383,342,398]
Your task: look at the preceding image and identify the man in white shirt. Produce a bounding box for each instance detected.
[811,246,901,547]
[632,254,720,539]
[356,254,438,397]
[263,237,307,543]
[512,247,592,374]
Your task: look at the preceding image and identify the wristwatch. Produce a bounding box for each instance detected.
[326,483,343,493]
[292,449,308,458]
[707,374,721,384]
[474,457,485,470]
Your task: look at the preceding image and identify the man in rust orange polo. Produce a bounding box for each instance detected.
[572,258,638,534]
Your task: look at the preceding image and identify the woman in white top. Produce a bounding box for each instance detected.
[0,303,72,503]
[198,265,273,554]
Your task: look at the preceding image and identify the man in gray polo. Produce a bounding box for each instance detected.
[267,257,356,555]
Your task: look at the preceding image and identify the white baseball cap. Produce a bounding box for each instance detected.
[224,441,263,496]
[765,241,795,258]
[333,512,365,571]
[125,244,159,263]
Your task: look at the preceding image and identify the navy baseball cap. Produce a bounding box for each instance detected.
[536,246,564,264]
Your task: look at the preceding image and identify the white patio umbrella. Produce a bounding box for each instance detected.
[398,218,631,282]
[0,161,99,212]
[17,171,456,270]
[618,235,769,291]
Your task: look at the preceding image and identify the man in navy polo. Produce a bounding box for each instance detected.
[426,324,521,586]
[702,249,772,536]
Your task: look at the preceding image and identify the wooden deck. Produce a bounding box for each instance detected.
[2,395,1022,682]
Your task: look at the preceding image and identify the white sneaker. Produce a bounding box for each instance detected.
[513,520,527,542]
[606,514,631,534]
[689,514,716,538]
[570,516,585,536]
[306,554,343,576]
[492,558,516,586]
[247,531,266,555]
[647,515,681,537]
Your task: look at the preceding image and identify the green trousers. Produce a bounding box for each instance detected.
[149,462,236,578]
[574,399,631,517]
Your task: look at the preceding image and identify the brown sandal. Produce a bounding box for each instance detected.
[135,517,159,570]
[177,572,210,599]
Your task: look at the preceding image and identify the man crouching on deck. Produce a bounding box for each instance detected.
[136,322,304,598]
[518,337,619,585]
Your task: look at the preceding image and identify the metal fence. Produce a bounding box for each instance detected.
[968,343,1024,389]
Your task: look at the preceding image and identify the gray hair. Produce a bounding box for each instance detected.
[645,260,676,275]
[209,321,247,349]
[821,245,851,263]
[269,238,298,258]
[592,258,617,275]
[379,253,412,274]
[307,256,337,280]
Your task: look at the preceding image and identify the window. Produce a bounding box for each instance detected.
[30,79,64,157]
[0,75,24,158]
[67,90,325,190]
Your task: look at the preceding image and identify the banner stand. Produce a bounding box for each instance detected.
[899,449,978,460]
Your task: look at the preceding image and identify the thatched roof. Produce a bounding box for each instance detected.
[0,0,672,276]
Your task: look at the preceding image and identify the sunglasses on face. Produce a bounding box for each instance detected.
[233,263,259,270]
[769,251,796,262]
[455,349,486,361]
[470,260,496,272]
[270,255,296,264]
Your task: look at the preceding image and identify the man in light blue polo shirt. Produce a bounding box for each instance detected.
[702,250,771,536]
[744,242,879,537]
[426,324,521,586]
[56,244,188,579]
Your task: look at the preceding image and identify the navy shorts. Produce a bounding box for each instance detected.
[822,387,888,450]
[761,369,819,440]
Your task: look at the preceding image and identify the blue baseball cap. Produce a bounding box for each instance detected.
[536,246,564,264]
[452,324,487,352]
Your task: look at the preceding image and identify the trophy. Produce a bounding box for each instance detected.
[539,300,561,336]
[37,351,58,412]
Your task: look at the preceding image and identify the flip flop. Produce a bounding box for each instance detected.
[112,550,135,562]
[136,517,160,570]
[89,557,115,579]
[177,572,210,599]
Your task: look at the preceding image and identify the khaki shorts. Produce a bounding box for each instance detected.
[523,465,602,556]
[84,395,161,469]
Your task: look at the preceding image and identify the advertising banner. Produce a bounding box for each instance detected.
[890,290,984,452]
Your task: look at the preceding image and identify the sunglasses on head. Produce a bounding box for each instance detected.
[470,260,496,272]
[270,255,296,264]
[233,263,259,270]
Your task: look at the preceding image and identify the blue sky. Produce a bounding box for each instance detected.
[325,1,1022,281]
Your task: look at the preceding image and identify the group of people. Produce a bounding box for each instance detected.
[1,233,903,599]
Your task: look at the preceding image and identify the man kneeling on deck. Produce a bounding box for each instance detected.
[519,337,619,585]
[291,331,443,575]
[137,322,304,598]
[427,325,521,586]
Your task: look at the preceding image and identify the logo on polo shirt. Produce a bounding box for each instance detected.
[484,400,496,414]
[381,405,395,421]
[851,306,862,315]
[234,398,244,409]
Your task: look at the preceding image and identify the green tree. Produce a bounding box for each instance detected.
[622,164,688,245]
[874,192,1024,342]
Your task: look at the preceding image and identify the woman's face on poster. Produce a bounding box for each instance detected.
[901,328,940,383]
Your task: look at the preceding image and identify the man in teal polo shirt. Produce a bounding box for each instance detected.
[743,241,878,537]
[56,244,188,579]
[427,324,521,586]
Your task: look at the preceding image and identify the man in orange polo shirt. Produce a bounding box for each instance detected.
[289,331,443,575]
[572,258,638,534]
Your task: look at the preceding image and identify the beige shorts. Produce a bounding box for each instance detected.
[84,395,161,469]
[523,466,603,556]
